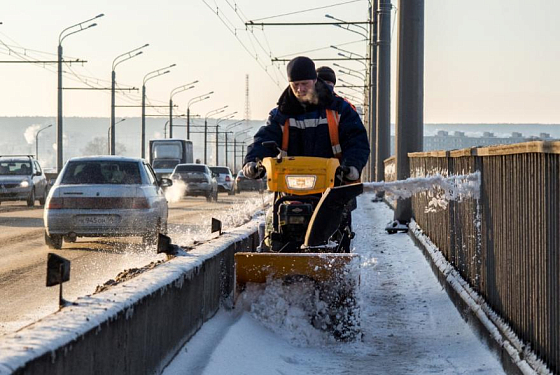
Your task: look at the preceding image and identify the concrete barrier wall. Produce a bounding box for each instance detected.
[0,220,260,375]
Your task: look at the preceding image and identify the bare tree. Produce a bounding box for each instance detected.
[81,137,127,156]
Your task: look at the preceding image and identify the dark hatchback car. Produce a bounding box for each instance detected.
[170,163,218,202]
[235,170,265,193]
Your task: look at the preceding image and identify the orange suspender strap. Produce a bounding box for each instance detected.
[326,109,342,159]
[281,119,290,156]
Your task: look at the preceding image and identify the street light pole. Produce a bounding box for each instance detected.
[142,63,176,158]
[107,118,126,154]
[204,106,228,164]
[111,44,148,154]
[169,80,198,138]
[35,124,52,160]
[215,112,237,165]
[187,92,213,139]
[57,13,104,173]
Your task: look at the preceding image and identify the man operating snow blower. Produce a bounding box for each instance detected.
[243,56,369,252]
[236,56,369,339]
[244,56,369,186]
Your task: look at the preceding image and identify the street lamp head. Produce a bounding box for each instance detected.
[330,45,338,50]
[169,63,177,68]
[135,51,143,57]
[88,23,97,28]
[96,14,105,18]
[143,43,149,47]
[325,14,334,19]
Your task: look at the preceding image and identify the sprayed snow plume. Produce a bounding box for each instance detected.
[363,172,481,201]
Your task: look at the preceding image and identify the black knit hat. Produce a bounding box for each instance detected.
[286,56,317,82]
[316,66,336,85]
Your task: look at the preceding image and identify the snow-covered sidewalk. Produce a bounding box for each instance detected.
[163,193,506,375]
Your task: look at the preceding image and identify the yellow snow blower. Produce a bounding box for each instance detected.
[235,142,363,339]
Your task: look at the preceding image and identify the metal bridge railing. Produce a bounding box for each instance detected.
[402,141,560,373]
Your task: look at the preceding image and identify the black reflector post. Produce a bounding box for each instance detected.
[157,233,173,255]
[46,253,71,308]
[212,218,222,235]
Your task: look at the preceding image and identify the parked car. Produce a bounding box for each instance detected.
[170,163,218,202]
[44,156,171,249]
[0,155,49,207]
[235,170,265,193]
[210,166,235,195]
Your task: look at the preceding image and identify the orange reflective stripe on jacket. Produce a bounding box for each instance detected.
[325,109,342,159]
[281,111,341,159]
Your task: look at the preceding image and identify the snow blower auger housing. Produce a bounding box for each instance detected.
[235,146,363,339]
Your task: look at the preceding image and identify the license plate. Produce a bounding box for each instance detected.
[75,215,120,226]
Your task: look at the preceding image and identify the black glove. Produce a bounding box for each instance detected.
[342,166,360,181]
[243,162,264,179]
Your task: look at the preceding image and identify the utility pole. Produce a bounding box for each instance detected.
[215,125,219,165]
[141,85,146,158]
[57,44,63,172]
[375,0,391,187]
[393,0,424,225]
[368,1,378,182]
[204,119,208,164]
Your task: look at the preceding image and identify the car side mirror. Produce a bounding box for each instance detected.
[159,178,173,187]
[35,171,42,176]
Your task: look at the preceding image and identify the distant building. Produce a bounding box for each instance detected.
[389,132,557,154]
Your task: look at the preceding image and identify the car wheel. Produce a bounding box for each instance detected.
[45,231,63,249]
[27,189,35,207]
[39,190,46,206]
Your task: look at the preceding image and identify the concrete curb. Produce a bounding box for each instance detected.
[0,219,261,375]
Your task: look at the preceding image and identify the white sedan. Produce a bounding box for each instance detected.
[44,156,171,249]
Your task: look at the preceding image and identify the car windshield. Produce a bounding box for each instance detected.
[175,165,206,173]
[152,160,179,169]
[210,167,230,175]
[0,161,32,176]
[61,161,142,185]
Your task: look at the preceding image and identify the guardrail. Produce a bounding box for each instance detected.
[407,141,560,373]
[0,221,260,375]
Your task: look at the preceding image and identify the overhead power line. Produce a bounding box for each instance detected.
[250,0,365,22]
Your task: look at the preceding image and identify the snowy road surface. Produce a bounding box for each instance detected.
[163,193,506,375]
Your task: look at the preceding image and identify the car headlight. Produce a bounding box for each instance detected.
[20,180,30,188]
[285,175,316,190]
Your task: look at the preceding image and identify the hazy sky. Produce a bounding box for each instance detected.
[1,0,560,123]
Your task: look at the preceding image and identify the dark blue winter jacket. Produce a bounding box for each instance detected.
[244,80,370,173]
